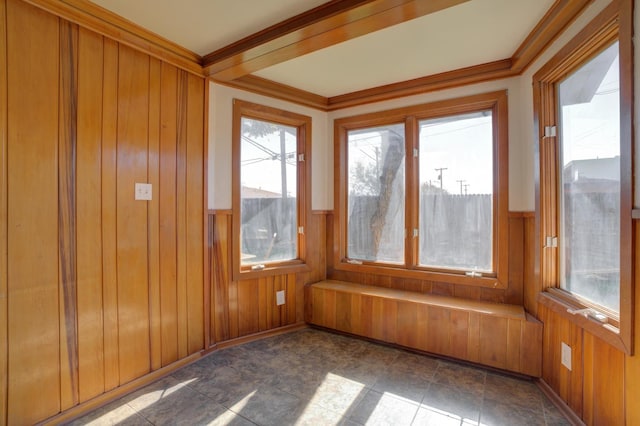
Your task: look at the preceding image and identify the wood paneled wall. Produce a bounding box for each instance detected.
[533,222,640,425]
[0,0,205,423]
[327,212,534,306]
[537,303,626,425]
[209,211,326,343]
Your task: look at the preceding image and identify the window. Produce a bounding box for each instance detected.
[419,112,494,272]
[559,42,620,313]
[334,91,508,288]
[534,1,633,353]
[347,123,405,263]
[232,100,311,279]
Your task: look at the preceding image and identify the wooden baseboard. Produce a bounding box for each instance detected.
[536,379,585,426]
[40,352,203,425]
[40,323,307,425]
[215,322,308,350]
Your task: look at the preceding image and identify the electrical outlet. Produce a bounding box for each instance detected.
[561,342,572,371]
[135,183,152,200]
[276,290,285,306]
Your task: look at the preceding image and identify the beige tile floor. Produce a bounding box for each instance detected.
[69,328,570,426]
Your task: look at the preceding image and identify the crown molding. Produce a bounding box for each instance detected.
[511,0,594,73]
[209,0,594,111]
[215,75,329,111]
[22,0,204,76]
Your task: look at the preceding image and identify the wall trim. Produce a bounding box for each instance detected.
[21,0,203,76]
[537,378,586,426]
[41,352,203,425]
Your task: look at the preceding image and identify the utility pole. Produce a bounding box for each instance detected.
[280,129,287,199]
[463,183,469,195]
[457,179,466,195]
[434,167,447,190]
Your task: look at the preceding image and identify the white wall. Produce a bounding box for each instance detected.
[208,83,330,210]
[327,78,524,210]
[208,0,628,212]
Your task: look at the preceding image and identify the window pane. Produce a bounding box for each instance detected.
[419,112,493,272]
[347,124,405,263]
[559,42,620,312]
[240,117,297,265]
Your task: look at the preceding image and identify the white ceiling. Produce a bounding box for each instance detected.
[89,0,331,55]
[89,0,556,98]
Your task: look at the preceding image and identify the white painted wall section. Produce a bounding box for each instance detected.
[208,83,331,210]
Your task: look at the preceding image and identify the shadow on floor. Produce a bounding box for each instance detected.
[69,329,570,426]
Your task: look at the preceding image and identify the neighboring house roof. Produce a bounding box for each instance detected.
[241,186,282,199]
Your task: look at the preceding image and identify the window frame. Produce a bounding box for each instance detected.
[533,1,634,354]
[333,91,509,289]
[232,99,311,280]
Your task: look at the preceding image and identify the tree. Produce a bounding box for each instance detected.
[369,128,404,256]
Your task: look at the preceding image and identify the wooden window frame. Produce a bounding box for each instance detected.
[333,91,509,289]
[231,99,311,280]
[533,1,634,354]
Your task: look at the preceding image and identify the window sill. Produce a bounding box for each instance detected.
[334,260,506,289]
[537,291,629,354]
[234,261,310,281]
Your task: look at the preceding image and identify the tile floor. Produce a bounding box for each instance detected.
[70,328,570,426]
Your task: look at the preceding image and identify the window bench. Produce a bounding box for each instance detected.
[305,280,542,377]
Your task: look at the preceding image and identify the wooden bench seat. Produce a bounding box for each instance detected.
[305,280,542,377]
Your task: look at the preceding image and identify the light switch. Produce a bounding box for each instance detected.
[561,342,572,371]
[135,183,152,201]
[276,290,285,306]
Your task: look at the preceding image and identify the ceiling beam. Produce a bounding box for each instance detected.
[203,0,470,81]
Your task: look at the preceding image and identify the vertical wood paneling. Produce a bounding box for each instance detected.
[335,291,352,333]
[466,311,480,363]
[415,304,430,353]
[627,225,640,424]
[116,45,150,383]
[229,279,239,339]
[237,279,260,336]
[101,37,120,392]
[212,214,231,342]
[258,277,268,331]
[397,301,417,347]
[147,57,162,371]
[0,0,7,422]
[479,316,508,368]
[538,303,626,425]
[286,273,296,325]
[159,62,179,365]
[176,70,189,359]
[6,1,60,422]
[449,310,468,359]
[506,215,524,305]
[58,20,79,411]
[349,293,363,335]
[585,333,624,425]
[427,306,449,354]
[323,289,336,329]
[186,74,204,354]
[505,319,521,373]
[76,27,105,402]
[520,315,542,377]
[3,4,206,423]
[264,276,275,329]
